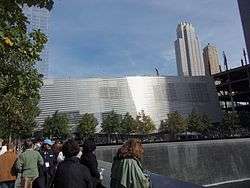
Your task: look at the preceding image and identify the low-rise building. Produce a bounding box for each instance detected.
[37,76,222,132]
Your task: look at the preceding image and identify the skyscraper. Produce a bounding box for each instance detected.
[175,22,205,76]
[238,0,250,63]
[203,43,220,75]
[23,5,50,77]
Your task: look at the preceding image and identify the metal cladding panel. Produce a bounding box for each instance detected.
[37,76,222,131]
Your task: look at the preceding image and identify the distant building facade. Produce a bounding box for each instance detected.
[23,5,50,77]
[37,76,222,132]
[238,0,250,63]
[175,22,205,76]
[203,43,220,75]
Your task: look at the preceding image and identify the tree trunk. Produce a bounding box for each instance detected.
[115,134,119,144]
[17,136,21,155]
[8,133,12,144]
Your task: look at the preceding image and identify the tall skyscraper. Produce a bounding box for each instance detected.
[238,0,250,63]
[23,5,50,77]
[203,43,220,75]
[175,22,205,76]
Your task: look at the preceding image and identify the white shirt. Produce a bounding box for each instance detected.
[77,151,82,159]
[57,151,65,163]
[0,145,7,155]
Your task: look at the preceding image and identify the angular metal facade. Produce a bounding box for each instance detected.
[37,76,222,131]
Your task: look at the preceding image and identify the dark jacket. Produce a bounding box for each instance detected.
[36,149,57,188]
[40,149,57,176]
[53,157,93,188]
[80,152,100,179]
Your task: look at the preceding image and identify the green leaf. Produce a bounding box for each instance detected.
[0,0,54,140]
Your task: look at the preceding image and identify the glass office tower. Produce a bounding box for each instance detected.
[23,5,50,77]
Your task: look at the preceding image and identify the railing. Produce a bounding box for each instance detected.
[84,129,250,146]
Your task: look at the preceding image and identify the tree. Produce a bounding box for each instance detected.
[101,111,122,134]
[222,112,240,135]
[187,110,202,133]
[43,111,69,139]
[136,111,156,134]
[187,110,212,134]
[120,112,137,134]
[0,0,54,140]
[78,113,98,139]
[160,111,187,140]
[0,126,7,139]
[201,113,212,134]
[239,112,250,129]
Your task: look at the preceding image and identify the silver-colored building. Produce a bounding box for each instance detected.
[23,5,50,77]
[175,22,205,76]
[37,76,222,132]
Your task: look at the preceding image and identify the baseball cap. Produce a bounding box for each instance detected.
[43,139,54,146]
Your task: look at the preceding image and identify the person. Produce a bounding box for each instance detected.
[38,139,57,188]
[0,143,17,188]
[34,139,42,151]
[80,138,104,188]
[51,140,62,159]
[56,151,64,163]
[0,139,3,155]
[16,139,44,188]
[51,142,64,163]
[110,139,150,188]
[52,139,93,188]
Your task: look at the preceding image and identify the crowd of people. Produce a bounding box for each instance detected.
[0,138,151,188]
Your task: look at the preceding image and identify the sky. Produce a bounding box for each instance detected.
[48,0,246,78]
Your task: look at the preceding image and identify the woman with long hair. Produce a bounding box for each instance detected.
[110,139,150,188]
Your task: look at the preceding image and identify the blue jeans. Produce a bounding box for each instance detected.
[0,181,15,188]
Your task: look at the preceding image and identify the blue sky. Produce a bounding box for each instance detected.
[49,0,245,77]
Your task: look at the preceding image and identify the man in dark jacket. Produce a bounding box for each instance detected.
[37,139,57,188]
[80,139,100,179]
[81,138,105,188]
[53,139,93,188]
